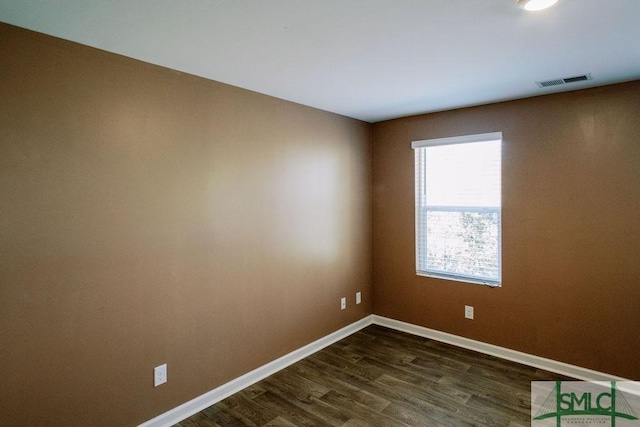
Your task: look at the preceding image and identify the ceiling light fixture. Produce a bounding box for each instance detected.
[517,0,558,11]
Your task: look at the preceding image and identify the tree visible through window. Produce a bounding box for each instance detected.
[412,132,502,286]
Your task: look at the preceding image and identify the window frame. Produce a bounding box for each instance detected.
[412,132,503,287]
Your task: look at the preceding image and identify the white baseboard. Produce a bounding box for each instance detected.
[140,314,628,426]
[138,316,374,427]
[372,315,629,382]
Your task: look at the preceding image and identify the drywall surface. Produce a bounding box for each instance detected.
[0,23,371,425]
[372,81,640,379]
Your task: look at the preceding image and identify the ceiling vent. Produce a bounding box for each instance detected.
[536,73,592,88]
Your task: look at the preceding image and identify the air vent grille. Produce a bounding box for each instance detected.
[536,73,592,88]
[563,75,589,83]
[539,79,564,87]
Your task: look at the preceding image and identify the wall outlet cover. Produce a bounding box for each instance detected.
[154,363,167,387]
[465,305,474,320]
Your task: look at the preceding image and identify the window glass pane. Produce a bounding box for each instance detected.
[414,135,502,286]
[424,209,500,281]
[425,141,500,207]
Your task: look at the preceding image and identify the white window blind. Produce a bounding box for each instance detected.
[412,132,502,286]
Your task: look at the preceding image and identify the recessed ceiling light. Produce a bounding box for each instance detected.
[517,0,558,11]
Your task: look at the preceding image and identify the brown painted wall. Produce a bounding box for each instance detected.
[372,81,640,379]
[0,24,371,426]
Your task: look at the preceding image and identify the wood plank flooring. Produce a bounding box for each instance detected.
[174,325,569,427]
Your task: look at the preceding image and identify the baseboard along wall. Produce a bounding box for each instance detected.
[139,314,628,427]
[138,317,373,427]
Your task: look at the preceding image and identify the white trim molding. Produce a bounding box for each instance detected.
[411,131,502,149]
[138,316,374,427]
[372,315,629,382]
[140,314,628,426]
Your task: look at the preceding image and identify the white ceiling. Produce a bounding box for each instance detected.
[1,0,639,122]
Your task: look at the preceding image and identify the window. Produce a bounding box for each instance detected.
[412,132,502,287]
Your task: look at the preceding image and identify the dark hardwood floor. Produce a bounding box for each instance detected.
[174,325,569,427]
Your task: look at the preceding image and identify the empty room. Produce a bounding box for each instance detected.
[1,1,639,426]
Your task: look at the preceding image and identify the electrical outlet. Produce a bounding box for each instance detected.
[154,363,167,387]
[356,292,362,305]
[341,297,346,310]
[465,305,474,320]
